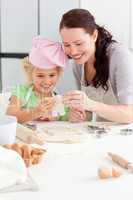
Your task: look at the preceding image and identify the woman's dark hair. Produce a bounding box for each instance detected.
[59,9,115,91]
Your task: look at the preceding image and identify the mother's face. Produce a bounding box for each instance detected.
[60,27,98,65]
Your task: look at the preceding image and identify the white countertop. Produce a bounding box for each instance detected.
[1,121,133,200]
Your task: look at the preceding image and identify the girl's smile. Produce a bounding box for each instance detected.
[32,67,60,96]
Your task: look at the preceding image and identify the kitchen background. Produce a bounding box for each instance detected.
[0,0,133,93]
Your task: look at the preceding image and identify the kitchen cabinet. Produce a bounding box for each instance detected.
[0,0,79,92]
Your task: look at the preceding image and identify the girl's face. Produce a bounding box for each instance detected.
[32,67,59,95]
[60,28,98,65]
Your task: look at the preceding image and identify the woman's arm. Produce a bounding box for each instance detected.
[6,96,54,123]
[88,102,133,123]
[63,91,133,123]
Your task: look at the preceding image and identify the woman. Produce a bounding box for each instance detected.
[59,8,133,123]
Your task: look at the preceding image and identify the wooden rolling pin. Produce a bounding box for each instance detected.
[108,152,133,172]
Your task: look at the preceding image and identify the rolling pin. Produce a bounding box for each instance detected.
[108,152,133,172]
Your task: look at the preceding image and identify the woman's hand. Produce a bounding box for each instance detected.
[68,108,87,123]
[63,90,95,111]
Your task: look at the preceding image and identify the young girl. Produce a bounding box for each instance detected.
[6,36,69,123]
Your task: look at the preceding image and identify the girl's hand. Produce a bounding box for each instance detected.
[36,113,55,121]
[69,108,87,123]
[36,97,55,117]
[63,90,95,111]
[36,115,52,121]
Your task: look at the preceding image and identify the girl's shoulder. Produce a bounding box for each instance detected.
[11,84,32,98]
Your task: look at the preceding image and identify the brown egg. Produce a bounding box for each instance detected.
[31,154,40,165]
[11,143,22,156]
[31,148,46,156]
[98,167,111,179]
[112,168,122,178]
[21,144,31,160]
[3,144,12,149]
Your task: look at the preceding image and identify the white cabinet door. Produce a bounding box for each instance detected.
[1,0,38,90]
[40,0,79,40]
[1,0,38,52]
[80,0,131,48]
[1,59,27,92]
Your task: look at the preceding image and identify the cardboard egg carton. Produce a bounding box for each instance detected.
[3,143,46,167]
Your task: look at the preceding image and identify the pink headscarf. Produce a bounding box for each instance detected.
[29,36,67,69]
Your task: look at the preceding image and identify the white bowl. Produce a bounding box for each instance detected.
[0,115,17,145]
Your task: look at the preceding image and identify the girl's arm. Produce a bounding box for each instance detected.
[6,96,54,123]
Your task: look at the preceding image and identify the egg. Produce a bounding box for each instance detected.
[98,167,111,179]
[112,168,122,178]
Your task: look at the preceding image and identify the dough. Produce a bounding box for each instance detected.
[38,124,88,143]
